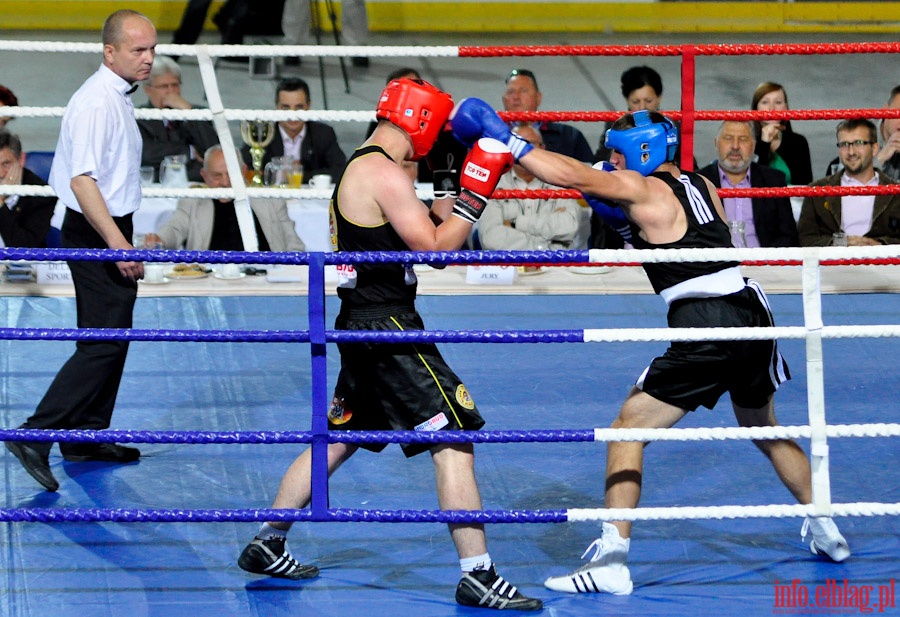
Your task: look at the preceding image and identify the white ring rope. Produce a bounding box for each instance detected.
[0,40,461,58]
[5,107,375,123]
[591,423,900,443]
[567,502,900,523]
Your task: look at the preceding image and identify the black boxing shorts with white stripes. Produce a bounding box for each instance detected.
[328,303,485,457]
[636,279,791,411]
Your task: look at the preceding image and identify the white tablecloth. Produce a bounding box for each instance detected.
[52,196,332,252]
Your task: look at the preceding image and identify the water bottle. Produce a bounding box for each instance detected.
[729,220,747,248]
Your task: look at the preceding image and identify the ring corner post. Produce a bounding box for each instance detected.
[308,251,330,519]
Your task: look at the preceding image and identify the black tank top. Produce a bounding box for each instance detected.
[629,170,738,295]
[330,145,417,307]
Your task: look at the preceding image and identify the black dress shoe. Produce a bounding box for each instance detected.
[61,443,140,463]
[5,441,59,492]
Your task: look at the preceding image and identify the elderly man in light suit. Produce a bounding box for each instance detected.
[147,145,304,252]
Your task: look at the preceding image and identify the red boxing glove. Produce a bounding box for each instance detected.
[452,138,514,224]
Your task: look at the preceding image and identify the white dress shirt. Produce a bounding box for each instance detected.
[279,124,305,163]
[49,64,143,216]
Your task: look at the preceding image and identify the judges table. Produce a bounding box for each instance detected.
[3,263,900,298]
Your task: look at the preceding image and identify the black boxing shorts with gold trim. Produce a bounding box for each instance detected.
[329,304,485,457]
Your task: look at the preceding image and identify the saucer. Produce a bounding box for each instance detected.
[140,276,170,285]
[568,266,612,275]
[213,272,246,280]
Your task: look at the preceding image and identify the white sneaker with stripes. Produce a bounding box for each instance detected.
[544,522,633,595]
[802,516,851,563]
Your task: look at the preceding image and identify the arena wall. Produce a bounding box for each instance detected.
[4,0,900,33]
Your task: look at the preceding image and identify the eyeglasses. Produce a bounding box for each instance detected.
[836,140,876,150]
[506,69,538,87]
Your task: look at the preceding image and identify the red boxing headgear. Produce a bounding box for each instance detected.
[376,78,454,160]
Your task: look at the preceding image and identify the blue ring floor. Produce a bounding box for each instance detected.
[2,291,898,616]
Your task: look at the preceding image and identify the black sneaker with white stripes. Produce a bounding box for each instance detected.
[455,565,543,611]
[238,538,319,580]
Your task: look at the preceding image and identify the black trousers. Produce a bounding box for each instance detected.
[24,209,137,456]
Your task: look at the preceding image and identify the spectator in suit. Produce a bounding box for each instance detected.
[146,145,304,252]
[0,129,56,247]
[241,77,347,183]
[138,55,219,183]
[698,120,798,247]
[799,118,900,247]
[0,84,18,129]
[751,81,813,186]
[825,85,900,181]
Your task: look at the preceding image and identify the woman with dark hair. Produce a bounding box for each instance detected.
[751,81,813,185]
[0,84,19,129]
[595,66,663,162]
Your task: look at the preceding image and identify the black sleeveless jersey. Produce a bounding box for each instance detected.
[629,170,739,295]
[330,145,417,306]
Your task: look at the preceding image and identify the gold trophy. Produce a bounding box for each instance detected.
[240,120,275,185]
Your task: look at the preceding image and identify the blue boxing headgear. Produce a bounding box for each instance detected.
[604,110,679,176]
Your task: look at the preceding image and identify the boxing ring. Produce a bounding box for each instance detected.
[2,40,900,616]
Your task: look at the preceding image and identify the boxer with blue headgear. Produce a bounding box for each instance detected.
[445,89,848,595]
[604,110,679,176]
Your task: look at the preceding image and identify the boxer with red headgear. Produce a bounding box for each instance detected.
[376,78,454,160]
[238,78,541,612]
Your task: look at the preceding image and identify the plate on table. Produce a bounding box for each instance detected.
[568,265,612,275]
[140,276,170,285]
[166,264,211,280]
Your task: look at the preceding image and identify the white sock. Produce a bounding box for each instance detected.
[460,553,492,573]
[257,523,287,541]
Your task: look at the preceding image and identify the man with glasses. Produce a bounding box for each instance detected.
[138,55,218,183]
[502,69,594,164]
[798,118,900,246]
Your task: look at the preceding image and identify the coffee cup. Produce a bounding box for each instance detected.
[310,174,332,189]
[221,263,241,278]
[144,263,165,283]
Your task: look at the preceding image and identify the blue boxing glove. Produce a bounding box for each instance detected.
[583,162,632,242]
[450,98,534,160]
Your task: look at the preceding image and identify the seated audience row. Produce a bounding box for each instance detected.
[146,145,304,252]
[7,68,900,254]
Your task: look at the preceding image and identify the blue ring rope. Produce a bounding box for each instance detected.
[0,428,596,444]
[0,246,588,265]
[0,507,569,524]
[0,327,583,343]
